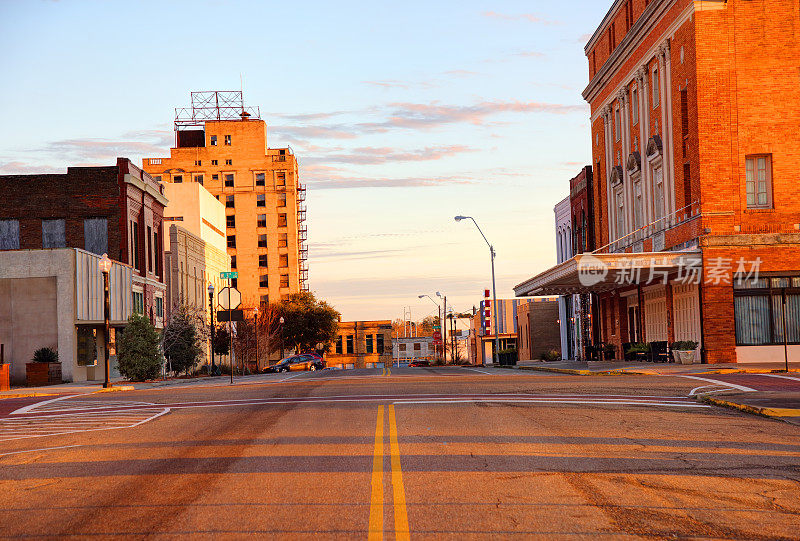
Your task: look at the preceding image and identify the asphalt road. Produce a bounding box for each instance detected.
[1,367,799,539]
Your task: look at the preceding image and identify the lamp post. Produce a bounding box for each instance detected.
[455,215,500,366]
[279,316,285,359]
[208,283,216,375]
[98,254,113,388]
[254,307,260,373]
[419,294,442,361]
[436,292,447,363]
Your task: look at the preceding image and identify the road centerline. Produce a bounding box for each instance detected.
[388,404,410,541]
[368,405,384,540]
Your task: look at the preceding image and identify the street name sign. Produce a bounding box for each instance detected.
[220,271,238,280]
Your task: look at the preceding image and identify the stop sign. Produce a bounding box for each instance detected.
[218,287,242,310]
[432,331,442,341]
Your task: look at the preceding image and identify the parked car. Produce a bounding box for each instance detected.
[408,360,430,367]
[264,354,325,373]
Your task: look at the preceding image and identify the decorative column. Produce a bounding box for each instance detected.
[663,39,676,214]
[657,42,673,216]
[603,105,615,244]
[637,67,652,224]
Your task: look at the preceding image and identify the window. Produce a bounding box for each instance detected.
[346,335,354,354]
[614,186,625,238]
[259,274,269,288]
[132,291,144,314]
[224,174,234,187]
[652,68,660,108]
[227,235,236,248]
[226,195,234,208]
[147,225,153,272]
[278,213,287,227]
[653,166,664,220]
[683,163,692,207]
[259,254,268,267]
[231,255,237,269]
[154,175,162,182]
[399,344,407,353]
[258,234,268,248]
[42,219,66,249]
[76,326,97,366]
[614,106,621,142]
[746,155,772,208]
[257,214,267,227]
[279,233,288,248]
[155,297,164,318]
[224,135,231,146]
[0,220,19,250]
[631,88,639,125]
[260,295,269,306]
[84,218,107,255]
[413,342,421,352]
[174,175,183,183]
[366,334,374,354]
[336,336,343,354]
[277,172,286,186]
[257,194,266,207]
[735,277,800,346]
[377,334,385,354]
[194,160,202,166]
[212,174,219,181]
[225,159,232,166]
[211,160,218,166]
[680,88,689,157]
[195,174,204,185]
[226,215,235,228]
[131,220,140,270]
[280,274,289,288]
[278,193,287,207]
[210,135,217,146]
[279,254,288,267]
[633,180,643,230]
[231,277,237,288]
[256,173,266,186]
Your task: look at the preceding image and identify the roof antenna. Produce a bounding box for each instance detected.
[239,73,250,120]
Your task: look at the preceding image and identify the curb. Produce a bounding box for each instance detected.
[92,385,135,394]
[688,368,800,376]
[514,366,638,376]
[0,392,58,400]
[699,395,800,420]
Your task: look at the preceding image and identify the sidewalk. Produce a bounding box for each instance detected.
[699,392,800,426]
[510,359,800,376]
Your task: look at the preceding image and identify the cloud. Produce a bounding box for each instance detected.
[514,51,545,58]
[482,11,559,25]
[305,144,473,166]
[306,174,474,190]
[270,124,359,140]
[0,161,63,175]
[33,129,173,165]
[364,80,437,91]
[444,70,478,77]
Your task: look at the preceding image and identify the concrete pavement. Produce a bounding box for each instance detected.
[1,367,799,538]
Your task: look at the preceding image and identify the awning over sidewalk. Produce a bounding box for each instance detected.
[514,251,702,297]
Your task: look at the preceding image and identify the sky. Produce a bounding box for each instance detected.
[0,0,610,322]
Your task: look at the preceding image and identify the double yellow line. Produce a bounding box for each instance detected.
[381,366,392,376]
[368,405,409,540]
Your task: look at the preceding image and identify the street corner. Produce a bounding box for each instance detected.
[698,393,800,425]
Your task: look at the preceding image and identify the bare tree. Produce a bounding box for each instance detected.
[234,303,282,373]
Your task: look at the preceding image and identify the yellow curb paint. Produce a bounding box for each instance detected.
[387,367,391,377]
[0,392,56,400]
[368,405,384,541]
[388,405,410,541]
[702,397,800,419]
[92,386,135,394]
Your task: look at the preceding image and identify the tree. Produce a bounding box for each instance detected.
[234,303,282,371]
[162,304,203,375]
[117,313,162,381]
[213,326,230,356]
[275,292,340,353]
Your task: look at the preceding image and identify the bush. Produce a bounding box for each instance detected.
[672,340,699,351]
[539,350,561,362]
[626,342,651,355]
[162,306,202,375]
[117,313,162,381]
[32,347,59,363]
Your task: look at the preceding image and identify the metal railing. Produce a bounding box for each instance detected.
[594,200,701,254]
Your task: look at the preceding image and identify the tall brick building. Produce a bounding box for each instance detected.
[143,91,308,309]
[0,158,168,328]
[516,0,800,364]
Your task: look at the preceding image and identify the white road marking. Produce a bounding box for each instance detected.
[760,374,800,383]
[10,395,78,415]
[0,408,170,442]
[461,367,496,375]
[393,399,710,408]
[678,375,757,392]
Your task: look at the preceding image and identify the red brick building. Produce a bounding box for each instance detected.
[516,0,800,364]
[0,158,168,328]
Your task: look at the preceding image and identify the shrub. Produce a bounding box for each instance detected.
[626,342,651,355]
[539,350,561,362]
[117,313,162,381]
[671,340,699,351]
[162,306,203,375]
[32,347,59,363]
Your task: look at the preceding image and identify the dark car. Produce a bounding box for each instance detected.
[264,354,325,373]
[408,360,430,367]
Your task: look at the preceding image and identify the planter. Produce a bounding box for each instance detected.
[0,363,9,391]
[26,362,62,387]
[675,350,695,365]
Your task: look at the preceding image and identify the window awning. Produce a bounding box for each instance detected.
[514,251,702,297]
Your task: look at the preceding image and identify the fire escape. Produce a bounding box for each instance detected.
[297,183,309,291]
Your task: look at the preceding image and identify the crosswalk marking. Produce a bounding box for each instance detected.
[0,408,169,441]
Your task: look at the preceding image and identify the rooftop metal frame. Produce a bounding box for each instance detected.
[174,91,261,130]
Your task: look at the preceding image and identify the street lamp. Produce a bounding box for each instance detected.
[279,316,285,359]
[98,254,113,388]
[253,307,260,372]
[455,215,500,366]
[436,292,447,363]
[208,282,216,375]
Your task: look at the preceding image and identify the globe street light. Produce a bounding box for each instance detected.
[208,282,216,375]
[279,316,285,359]
[253,307,260,372]
[455,215,500,366]
[98,254,113,388]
